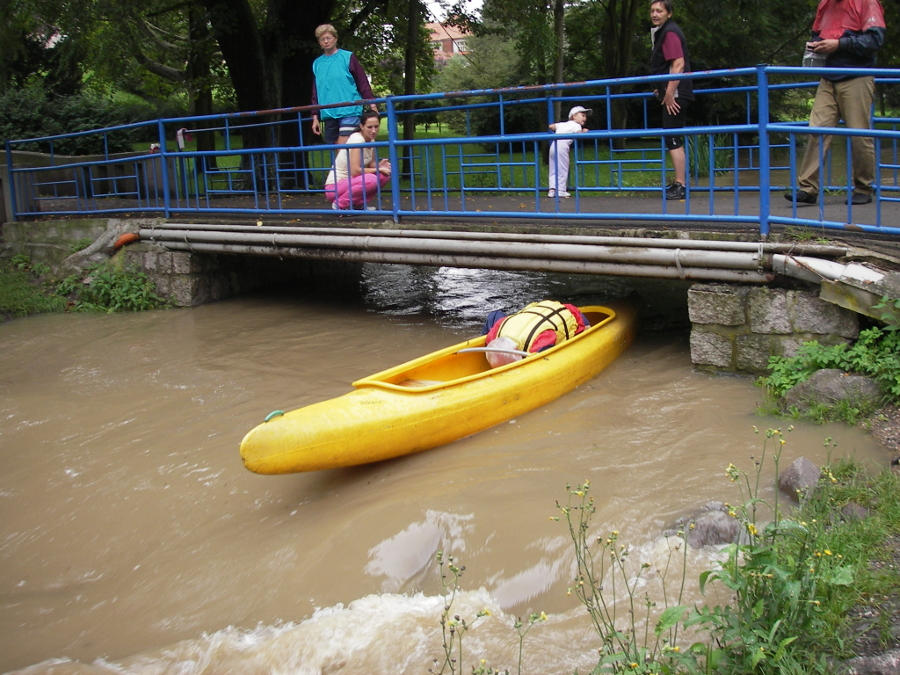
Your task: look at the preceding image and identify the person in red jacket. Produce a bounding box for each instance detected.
[785,0,886,206]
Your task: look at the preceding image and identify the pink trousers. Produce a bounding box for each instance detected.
[325,173,390,209]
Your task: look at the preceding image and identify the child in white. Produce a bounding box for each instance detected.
[548,106,590,198]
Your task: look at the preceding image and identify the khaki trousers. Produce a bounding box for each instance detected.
[797,76,876,196]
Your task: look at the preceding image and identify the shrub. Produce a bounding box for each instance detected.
[0,257,67,317]
[556,429,867,675]
[0,87,143,154]
[72,265,166,312]
[761,328,900,403]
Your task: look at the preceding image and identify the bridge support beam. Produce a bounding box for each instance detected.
[688,283,860,376]
[121,242,362,307]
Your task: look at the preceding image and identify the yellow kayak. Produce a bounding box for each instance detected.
[240,301,638,474]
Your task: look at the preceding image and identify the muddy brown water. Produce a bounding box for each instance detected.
[1,265,892,674]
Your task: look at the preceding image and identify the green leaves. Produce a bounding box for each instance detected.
[761,326,900,404]
[554,430,889,675]
[70,264,166,312]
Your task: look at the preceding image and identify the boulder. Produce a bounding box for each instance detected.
[782,369,882,413]
[841,502,870,522]
[779,456,821,501]
[833,649,900,675]
[664,502,741,548]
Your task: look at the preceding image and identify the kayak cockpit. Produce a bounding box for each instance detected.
[352,305,617,394]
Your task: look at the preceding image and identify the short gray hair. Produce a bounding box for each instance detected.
[315,24,338,40]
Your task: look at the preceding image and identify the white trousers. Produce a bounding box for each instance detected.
[548,139,573,193]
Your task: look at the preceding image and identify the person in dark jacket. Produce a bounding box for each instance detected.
[650,0,693,201]
[785,0,886,206]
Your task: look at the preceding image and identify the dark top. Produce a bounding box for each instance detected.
[650,19,694,102]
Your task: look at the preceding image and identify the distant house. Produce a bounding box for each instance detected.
[427,22,471,65]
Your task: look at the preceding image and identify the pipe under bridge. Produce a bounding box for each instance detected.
[138,222,897,318]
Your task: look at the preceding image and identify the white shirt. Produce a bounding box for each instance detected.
[325,132,376,185]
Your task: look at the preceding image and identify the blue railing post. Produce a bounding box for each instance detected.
[757,64,772,239]
[156,119,172,219]
[4,68,899,235]
[386,97,401,224]
[5,139,19,221]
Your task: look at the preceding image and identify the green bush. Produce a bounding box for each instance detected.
[0,256,167,319]
[552,429,896,675]
[70,265,166,312]
[0,87,143,154]
[761,327,900,403]
[0,257,67,317]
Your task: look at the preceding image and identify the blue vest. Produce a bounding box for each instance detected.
[313,49,364,120]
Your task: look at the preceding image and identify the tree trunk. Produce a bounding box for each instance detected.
[187,3,215,167]
[552,0,565,123]
[602,0,641,148]
[199,0,335,188]
[401,0,420,178]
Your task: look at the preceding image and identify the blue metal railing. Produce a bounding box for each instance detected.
[5,65,900,237]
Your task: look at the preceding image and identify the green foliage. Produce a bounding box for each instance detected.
[431,552,494,675]
[689,133,736,179]
[0,256,67,318]
[0,256,167,319]
[348,9,437,99]
[68,238,95,253]
[434,33,536,137]
[872,295,900,331]
[796,398,882,426]
[687,430,849,675]
[761,328,900,403]
[73,265,166,312]
[552,429,898,675]
[761,340,848,397]
[781,226,831,244]
[0,86,141,154]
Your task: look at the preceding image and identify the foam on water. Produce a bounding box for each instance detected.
[8,533,742,675]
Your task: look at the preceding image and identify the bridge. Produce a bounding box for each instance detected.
[3,66,900,374]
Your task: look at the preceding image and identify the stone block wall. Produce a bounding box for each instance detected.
[688,283,860,375]
[2,218,113,266]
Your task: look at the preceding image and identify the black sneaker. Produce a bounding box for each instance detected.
[784,189,817,204]
[665,182,686,200]
[846,191,873,205]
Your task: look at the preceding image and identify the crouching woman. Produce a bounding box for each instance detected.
[324,110,391,210]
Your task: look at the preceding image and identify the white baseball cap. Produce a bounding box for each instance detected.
[568,106,593,118]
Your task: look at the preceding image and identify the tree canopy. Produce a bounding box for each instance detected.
[1,0,897,136]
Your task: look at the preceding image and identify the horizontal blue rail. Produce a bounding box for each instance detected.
[5,65,900,238]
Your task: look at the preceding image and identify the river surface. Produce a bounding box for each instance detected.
[1,264,892,675]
